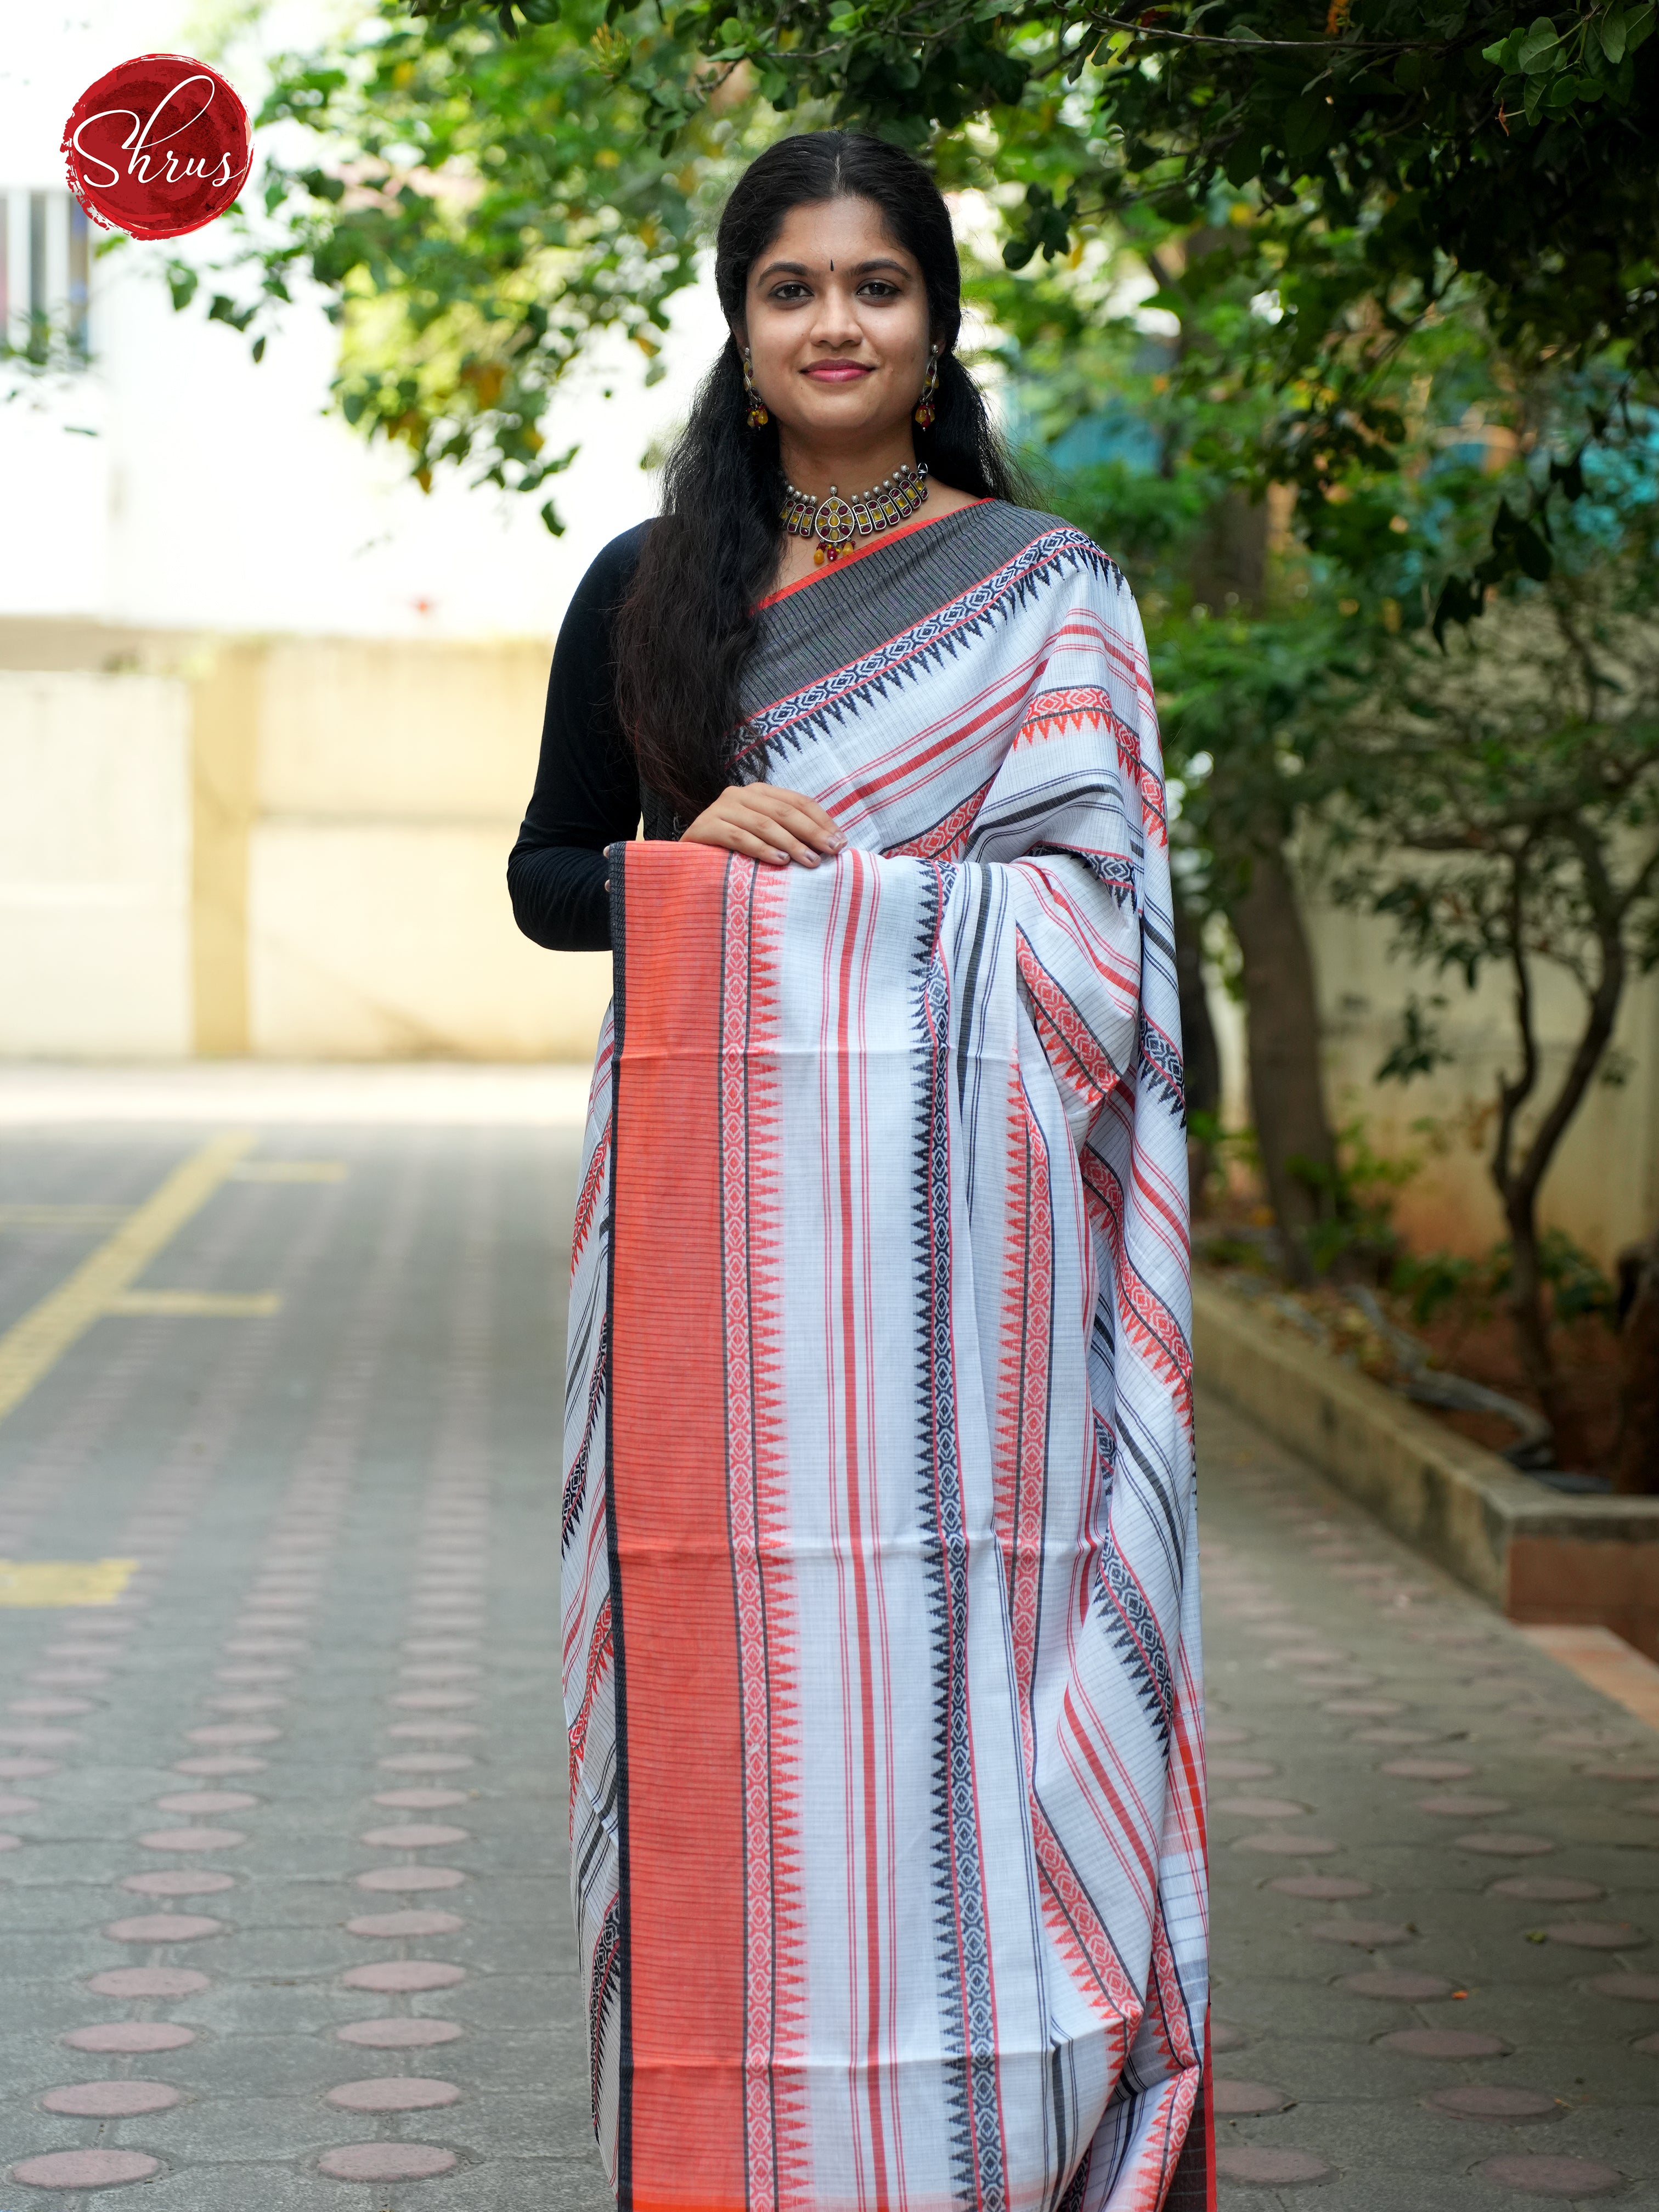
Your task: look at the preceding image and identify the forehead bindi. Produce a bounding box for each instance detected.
[754,197,917,285]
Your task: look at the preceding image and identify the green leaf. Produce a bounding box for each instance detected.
[1517,15,1562,70]
[1282,91,1336,169]
[1549,452,1587,500]
[1490,498,1554,582]
[1512,519,1552,580]
[1601,4,1629,60]
[1224,134,1263,188]
[1627,1,1656,51]
[1432,573,1483,644]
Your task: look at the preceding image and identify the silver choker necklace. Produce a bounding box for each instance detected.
[781,460,929,565]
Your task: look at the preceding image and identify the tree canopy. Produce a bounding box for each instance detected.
[170,0,764,528]
[449,0,1657,624]
[197,1,1659,613]
[978,161,1659,1380]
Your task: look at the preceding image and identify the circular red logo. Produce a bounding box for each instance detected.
[60,53,252,241]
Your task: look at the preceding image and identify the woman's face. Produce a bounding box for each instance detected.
[737,195,934,452]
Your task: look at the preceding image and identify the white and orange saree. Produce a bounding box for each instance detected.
[563,500,1209,2212]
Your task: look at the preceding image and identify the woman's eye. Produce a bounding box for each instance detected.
[771,282,810,301]
[859,281,900,298]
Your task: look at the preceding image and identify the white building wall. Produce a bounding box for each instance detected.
[0,1,722,1071]
[1,2,727,642]
[0,670,193,1057]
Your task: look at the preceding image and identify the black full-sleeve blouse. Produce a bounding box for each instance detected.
[507,520,681,953]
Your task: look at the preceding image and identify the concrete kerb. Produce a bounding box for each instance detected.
[1192,1273,1659,1660]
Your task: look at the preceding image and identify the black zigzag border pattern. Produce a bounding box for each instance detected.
[737,530,1121,772]
[1138,1011,1187,1120]
[561,1309,608,1555]
[588,1895,623,2142]
[909,859,1010,2212]
[1096,1546,1176,1752]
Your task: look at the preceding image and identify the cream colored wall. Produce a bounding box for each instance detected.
[0,669,192,1057]
[249,821,613,1062]
[244,636,613,1062]
[256,639,553,821]
[1308,900,1659,1271]
[0,626,617,1066]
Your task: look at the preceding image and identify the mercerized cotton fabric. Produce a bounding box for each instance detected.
[507,520,680,953]
[562,500,1210,2212]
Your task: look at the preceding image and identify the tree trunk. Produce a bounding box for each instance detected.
[1175,438,1341,1276]
[1229,840,1341,1281]
[1492,910,1627,1468]
[1173,890,1222,1213]
[1500,1189,1571,1448]
[1188,488,1268,613]
[1612,1231,1659,1496]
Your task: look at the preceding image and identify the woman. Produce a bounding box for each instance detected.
[510,131,1209,2212]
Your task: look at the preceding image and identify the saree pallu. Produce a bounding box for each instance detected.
[563,501,1209,2212]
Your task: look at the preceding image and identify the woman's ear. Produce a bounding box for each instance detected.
[729,321,748,354]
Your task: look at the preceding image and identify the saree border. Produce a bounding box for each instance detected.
[603,845,635,2208]
[607,842,752,2212]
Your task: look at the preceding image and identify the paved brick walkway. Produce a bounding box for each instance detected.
[0,1090,1655,2208]
[1202,1390,1659,2208]
[0,1111,606,2210]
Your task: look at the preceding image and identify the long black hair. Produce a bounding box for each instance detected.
[612,130,1024,823]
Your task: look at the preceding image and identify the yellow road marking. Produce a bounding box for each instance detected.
[230,1160,347,1182]
[0,1558,139,1607]
[108,1289,281,1318]
[0,1132,256,1431]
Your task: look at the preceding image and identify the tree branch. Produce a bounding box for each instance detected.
[1491,843,1537,1209]
[1077,12,1462,57]
[1510,834,1627,1220]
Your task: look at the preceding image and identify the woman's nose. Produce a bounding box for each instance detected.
[808,281,863,348]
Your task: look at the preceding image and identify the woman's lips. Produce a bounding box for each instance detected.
[804,362,873,382]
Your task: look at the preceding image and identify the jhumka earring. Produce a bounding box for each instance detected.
[913,343,940,430]
[742,348,770,430]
